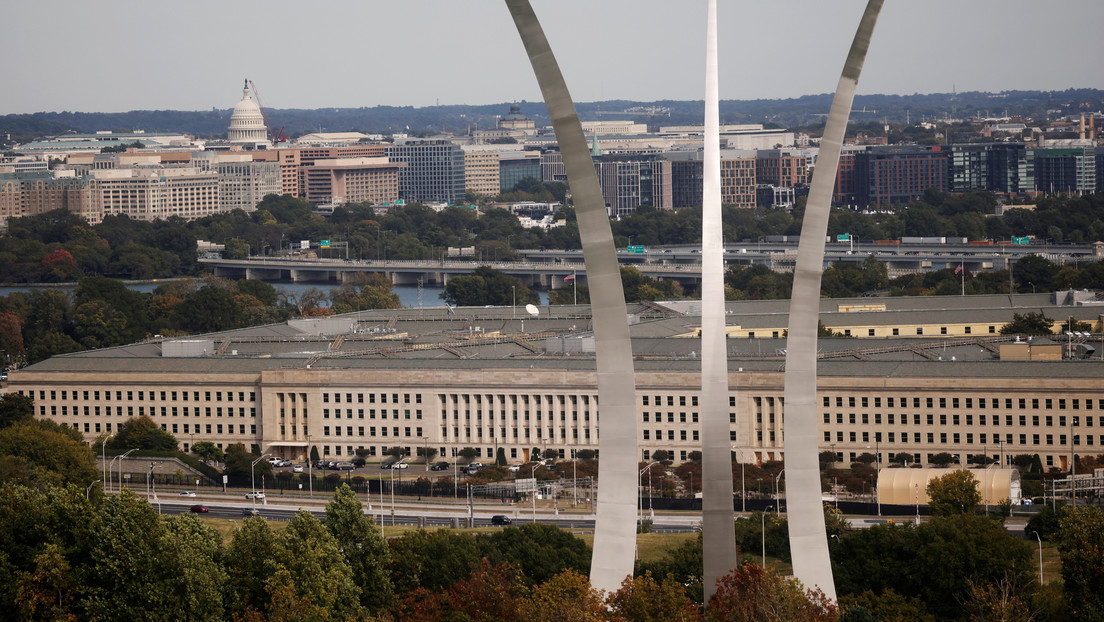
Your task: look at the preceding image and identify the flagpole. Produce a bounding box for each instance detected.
[960,260,965,296]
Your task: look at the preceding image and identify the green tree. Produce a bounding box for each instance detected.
[0,420,98,488]
[324,484,392,613]
[1055,505,1104,618]
[999,311,1054,336]
[0,393,34,429]
[223,443,271,478]
[172,285,242,333]
[190,441,223,463]
[158,514,227,621]
[926,469,981,516]
[265,511,363,621]
[386,529,483,594]
[224,513,280,618]
[479,522,590,586]
[109,415,178,452]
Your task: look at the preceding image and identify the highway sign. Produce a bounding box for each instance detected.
[1012,236,1030,245]
[627,245,645,254]
[837,233,851,242]
[320,240,331,248]
[515,477,537,493]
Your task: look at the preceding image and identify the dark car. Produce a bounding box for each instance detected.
[430,461,450,471]
[242,508,261,518]
[491,515,512,526]
[190,504,209,513]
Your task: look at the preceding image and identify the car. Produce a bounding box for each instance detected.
[276,459,292,467]
[430,461,450,471]
[334,461,355,471]
[391,461,408,469]
[245,491,265,500]
[293,464,304,473]
[491,515,512,526]
[379,462,393,470]
[242,508,262,518]
[190,504,209,513]
[507,464,521,473]
[179,490,196,497]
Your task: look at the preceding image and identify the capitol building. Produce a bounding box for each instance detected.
[227,80,271,149]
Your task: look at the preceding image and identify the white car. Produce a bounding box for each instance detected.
[391,462,408,469]
[179,490,196,497]
[508,464,522,473]
[292,464,304,473]
[245,491,265,500]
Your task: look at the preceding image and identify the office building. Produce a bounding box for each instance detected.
[386,139,466,204]
[499,151,542,193]
[855,146,950,207]
[9,293,1102,472]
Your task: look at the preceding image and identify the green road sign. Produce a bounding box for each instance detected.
[627,245,645,253]
[1012,236,1029,245]
[320,240,331,248]
[837,233,851,242]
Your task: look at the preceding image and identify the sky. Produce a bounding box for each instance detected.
[5,0,1103,115]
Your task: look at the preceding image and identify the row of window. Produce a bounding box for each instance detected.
[825,429,1101,447]
[319,425,423,438]
[823,412,1104,428]
[70,421,255,436]
[643,429,701,442]
[41,405,255,418]
[320,408,421,420]
[440,427,593,441]
[35,389,255,403]
[824,395,1104,411]
[320,392,421,405]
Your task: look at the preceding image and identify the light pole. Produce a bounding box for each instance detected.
[306,434,313,497]
[532,463,542,523]
[251,453,271,508]
[512,286,516,319]
[774,471,784,515]
[1035,531,1044,585]
[114,448,138,492]
[638,461,659,523]
[762,506,774,568]
[422,436,430,471]
[101,435,110,489]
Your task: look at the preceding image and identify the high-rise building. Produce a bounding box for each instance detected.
[300,158,403,206]
[594,156,673,216]
[1033,144,1097,194]
[755,150,808,187]
[667,151,756,209]
[462,148,501,197]
[498,151,542,193]
[855,146,949,207]
[385,139,466,204]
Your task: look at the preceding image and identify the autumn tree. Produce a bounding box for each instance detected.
[707,562,839,622]
[606,571,703,622]
[522,568,606,622]
[0,419,97,488]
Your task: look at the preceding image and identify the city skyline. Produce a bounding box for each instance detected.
[5,0,1103,115]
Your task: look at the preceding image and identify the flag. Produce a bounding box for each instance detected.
[564,274,575,282]
[954,264,963,275]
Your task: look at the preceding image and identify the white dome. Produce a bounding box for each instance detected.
[228,81,270,145]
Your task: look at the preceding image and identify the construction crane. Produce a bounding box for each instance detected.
[247,79,287,145]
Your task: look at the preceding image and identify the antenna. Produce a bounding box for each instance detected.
[525,304,539,317]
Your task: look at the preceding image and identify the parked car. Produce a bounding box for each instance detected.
[276,459,292,467]
[334,462,355,471]
[242,508,261,518]
[391,461,408,469]
[190,505,209,513]
[491,515,512,526]
[245,491,265,500]
[179,490,196,497]
[293,464,304,473]
[507,464,521,473]
[430,462,450,471]
[380,462,393,470]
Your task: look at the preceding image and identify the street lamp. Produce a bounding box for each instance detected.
[422,436,430,471]
[113,448,138,492]
[866,440,881,516]
[762,506,774,568]
[773,470,784,515]
[1035,531,1044,585]
[306,434,314,497]
[251,453,271,508]
[532,462,543,524]
[512,286,516,319]
[638,461,659,523]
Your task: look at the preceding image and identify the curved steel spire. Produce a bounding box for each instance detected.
[700,0,738,604]
[782,0,883,600]
[506,0,640,594]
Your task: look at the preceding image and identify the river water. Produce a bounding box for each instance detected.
[0,281,550,309]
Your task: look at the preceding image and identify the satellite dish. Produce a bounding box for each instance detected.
[525,304,539,317]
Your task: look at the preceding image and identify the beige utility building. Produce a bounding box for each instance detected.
[6,295,1103,472]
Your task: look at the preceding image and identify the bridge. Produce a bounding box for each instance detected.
[200,241,1102,290]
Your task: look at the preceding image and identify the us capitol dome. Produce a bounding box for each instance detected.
[227,79,271,148]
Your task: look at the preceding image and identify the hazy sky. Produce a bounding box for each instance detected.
[5,1,1102,114]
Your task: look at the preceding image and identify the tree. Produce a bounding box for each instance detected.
[606,571,703,622]
[479,523,590,586]
[417,446,439,462]
[172,285,242,333]
[495,447,507,466]
[0,393,34,429]
[928,452,956,467]
[224,512,280,617]
[1055,506,1104,618]
[0,420,98,488]
[266,511,363,621]
[386,529,483,594]
[576,449,597,461]
[926,470,981,516]
[459,447,478,461]
[999,311,1054,336]
[191,441,223,463]
[324,484,392,613]
[707,562,839,622]
[522,568,605,622]
[109,415,178,452]
[223,443,271,478]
